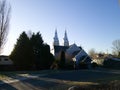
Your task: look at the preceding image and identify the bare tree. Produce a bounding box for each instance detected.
[88,48,96,58]
[112,39,120,56]
[0,0,11,53]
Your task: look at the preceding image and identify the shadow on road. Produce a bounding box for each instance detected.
[0,71,65,90]
[0,80,17,90]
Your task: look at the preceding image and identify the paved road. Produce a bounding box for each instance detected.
[0,77,61,90]
[41,70,120,82]
[0,70,119,90]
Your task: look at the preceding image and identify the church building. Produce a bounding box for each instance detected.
[53,30,92,69]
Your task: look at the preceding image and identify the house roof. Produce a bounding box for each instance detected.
[72,50,80,56]
[0,55,9,58]
[75,49,88,60]
[75,49,91,63]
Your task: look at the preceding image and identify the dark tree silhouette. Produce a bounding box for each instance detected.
[59,51,65,69]
[10,32,33,67]
[10,31,54,70]
[40,44,54,69]
[0,0,11,53]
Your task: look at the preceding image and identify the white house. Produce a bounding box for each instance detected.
[0,55,13,65]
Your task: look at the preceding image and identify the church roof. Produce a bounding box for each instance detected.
[66,44,81,55]
[54,46,69,54]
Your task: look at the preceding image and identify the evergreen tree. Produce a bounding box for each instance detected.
[30,32,43,69]
[41,44,54,69]
[10,31,55,70]
[10,32,33,66]
[30,32,54,69]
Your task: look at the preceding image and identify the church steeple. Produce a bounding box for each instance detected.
[53,29,59,46]
[63,30,69,46]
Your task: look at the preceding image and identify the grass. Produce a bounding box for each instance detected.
[49,79,120,90]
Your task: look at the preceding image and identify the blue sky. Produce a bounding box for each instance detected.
[2,0,120,55]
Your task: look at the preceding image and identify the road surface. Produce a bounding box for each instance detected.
[0,70,119,90]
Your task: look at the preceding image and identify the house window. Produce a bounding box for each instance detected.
[4,59,9,61]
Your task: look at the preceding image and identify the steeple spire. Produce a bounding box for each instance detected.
[53,29,59,46]
[63,30,69,46]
